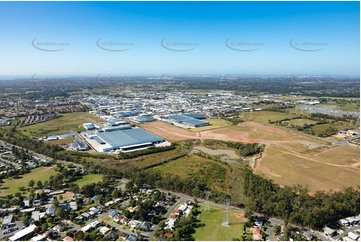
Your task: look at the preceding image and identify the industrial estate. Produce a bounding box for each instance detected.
[0,1,359,241]
[0,75,358,242]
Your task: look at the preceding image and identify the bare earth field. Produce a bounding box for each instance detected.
[140,121,198,142]
[255,145,360,192]
[142,121,359,192]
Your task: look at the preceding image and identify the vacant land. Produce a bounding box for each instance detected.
[194,204,245,241]
[241,111,298,124]
[73,174,103,188]
[255,145,360,192]
[48,138,76,145]
[0,166,57,196]
[200,121,328,145]
[194,146,239,159]
[191,119,233,132]
[104,149,188,171]
[282,118,319,127]
[19,112,105,138]
[151,155,230,193]
[140,121,197,141]
[317,99,360,112]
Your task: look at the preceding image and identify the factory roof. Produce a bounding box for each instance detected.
[96,128,164,149]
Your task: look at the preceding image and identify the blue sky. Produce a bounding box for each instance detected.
[0,1,359,77]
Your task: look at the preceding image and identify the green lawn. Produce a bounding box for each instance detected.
[194,204,245,241]
[73,174,104,188]
[19,112,104,138]
[0,166,58,196]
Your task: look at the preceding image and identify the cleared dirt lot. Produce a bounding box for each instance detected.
[142,121,359,192]
[140,121,198,141]
[255,145,360,192]
[142,121,325,144]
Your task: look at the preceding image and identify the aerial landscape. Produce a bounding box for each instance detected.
[0,1,359,241]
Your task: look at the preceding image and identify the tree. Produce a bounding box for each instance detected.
[37,180,43,188]
[51,197,59,208]
[40,223,48,233]
[28,180,35,188]
[274,225,281,235]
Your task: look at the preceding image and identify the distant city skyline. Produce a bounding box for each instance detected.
[0,1,359,77]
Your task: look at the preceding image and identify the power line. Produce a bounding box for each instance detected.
[204,191,211,211]
[222,200,230,227]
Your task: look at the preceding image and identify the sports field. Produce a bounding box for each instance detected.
[193,204,245,241]
[73,174,104,188]
[0,166,57,196]
[20,112,105,138]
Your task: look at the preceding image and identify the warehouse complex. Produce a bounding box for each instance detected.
[161,113,210,128]
[81,126,168,153]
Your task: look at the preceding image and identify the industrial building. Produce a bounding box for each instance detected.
[164,113,209,128]
[82,127,168,153]
[70,140,89,151]
[131,115,156,124]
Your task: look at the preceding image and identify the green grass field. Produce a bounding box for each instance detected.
[73,174,104,188]
[0,166,58,196]
[282,118,319,127]
[241,111,298,124]
[317,99,360,112]
[192,119,233,132]
[151,155,230,193]
[194,204,245,241]
[19,112,104,138]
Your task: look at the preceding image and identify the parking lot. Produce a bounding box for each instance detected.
[0,221,23,240]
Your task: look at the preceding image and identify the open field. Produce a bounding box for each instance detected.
[308,122,355,133]
[194,146,239,159]
[140,121,198,141]
[255,145,360,192]
[282,118,319,127]
[191,118,233,132]
[103,149,188,171]
[48,138,76,145]
[151,155,230,193]
[193,204,245,241]
[200,121,329,145]
[19,112,105,138]
[73,174,104,188]
[241,111,298,124]
[0,166,57,196]
[142,120,328,145]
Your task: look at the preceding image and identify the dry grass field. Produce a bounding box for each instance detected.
[142,120,359,192]
[140,121,198,141]
[20,112,105,138]
[255,145,360,192]
[151,155,230,193]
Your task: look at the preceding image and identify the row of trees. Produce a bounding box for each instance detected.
[203,139,265,157]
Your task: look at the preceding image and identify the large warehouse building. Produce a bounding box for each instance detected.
[164,113,209,128]
[83,127,168,153]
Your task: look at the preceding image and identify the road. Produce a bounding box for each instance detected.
[333,225,360,240]
[0,139,83,169]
